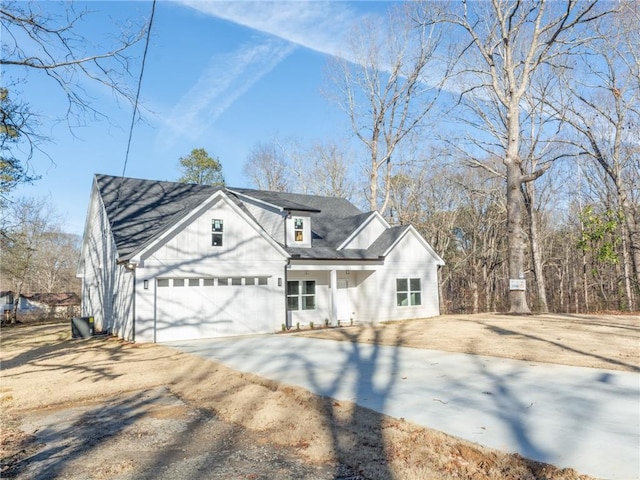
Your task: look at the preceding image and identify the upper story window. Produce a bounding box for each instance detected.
[294,218,304,242]
[212,219,223,246]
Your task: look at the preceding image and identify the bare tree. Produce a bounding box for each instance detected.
[0,1,147,192]
[433,0,611,313]
[327,3,449,213]
[287,139,355,199]
[1,198,52,321]
[243,141,290,191]
[553,3,640,307]
[30,231,81,294]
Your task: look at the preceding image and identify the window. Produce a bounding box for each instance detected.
[173,278,185,287]
[218,278,228,286]
[212,219,223,246]
[287,280,316,310]
[203,278,214,287]
[258,277,268,286]
[294,218,303,242]
[397,278,421,306]
[157,279,169,287]
[231,277,242,286]
[188,278,200,287]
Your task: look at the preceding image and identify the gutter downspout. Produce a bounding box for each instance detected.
[119,259,137,342]
[283,211,289,329]
[131,267,136,343]
[284,262,289,329]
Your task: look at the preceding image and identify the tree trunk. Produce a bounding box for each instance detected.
[470,280,479,314]
[523,182,549,313]
[506,162,531,314]
[617,184,640,299]
[620,220,636,311]
[369,141,379,211]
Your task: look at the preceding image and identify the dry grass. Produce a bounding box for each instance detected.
[3,314,635,479]
[298,313,640,372]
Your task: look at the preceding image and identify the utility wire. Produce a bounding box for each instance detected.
[122,0,156,177]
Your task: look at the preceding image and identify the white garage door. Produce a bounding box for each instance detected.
[154,276,277,342]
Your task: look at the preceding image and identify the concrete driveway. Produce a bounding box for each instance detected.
[166,334,640,480]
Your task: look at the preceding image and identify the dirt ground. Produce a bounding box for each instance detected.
[1,313,638,480]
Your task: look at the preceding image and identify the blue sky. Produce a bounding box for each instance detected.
[12,1,394,235]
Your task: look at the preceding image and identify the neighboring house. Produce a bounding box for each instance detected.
[77,174,444,343]
[1,291,81,319]
[1,291,16,317]
[21,292,81,318]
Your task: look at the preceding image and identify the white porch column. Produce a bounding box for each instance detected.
[330,269,338,325]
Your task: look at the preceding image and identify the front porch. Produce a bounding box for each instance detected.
[285,261,381,328]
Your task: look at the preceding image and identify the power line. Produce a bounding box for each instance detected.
[121,0,156,177]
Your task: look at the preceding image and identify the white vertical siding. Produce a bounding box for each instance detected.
[237,197,285,243]
[135,197,288,342]
[286,271,330,328]
[146,198,282,263]
[111,266,134,340]
[353,270,380,323]
[342,215,388,250]
[375,232,440,321]
[80,187,120,335]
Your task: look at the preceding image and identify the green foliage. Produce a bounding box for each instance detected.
[177,148,225,186]
[577,206,622,265]
[0,88,39,199]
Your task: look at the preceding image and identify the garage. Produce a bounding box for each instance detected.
[154,276,280,342]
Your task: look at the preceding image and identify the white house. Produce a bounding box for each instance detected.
[77,174,444,343]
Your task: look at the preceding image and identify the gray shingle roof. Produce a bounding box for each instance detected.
[228,188,379,259]
[95,174,220,259]
[367,225,410,257]
[286,246,382,260]
[229,188,322,212]
[95,175,392,262]
[309,211,372,248]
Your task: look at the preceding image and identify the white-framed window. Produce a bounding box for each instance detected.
[188,278,200,287]
[218,278,229,286]
[396,278,421,306]
[231,277,242,286]
[157,278,169,287]
[287,280,316,310]
[294,218,304,242]
[203,278,214,287]
[212,219,223,246]
[173,278,185,287]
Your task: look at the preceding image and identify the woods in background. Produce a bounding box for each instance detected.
[244,1,639,314]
